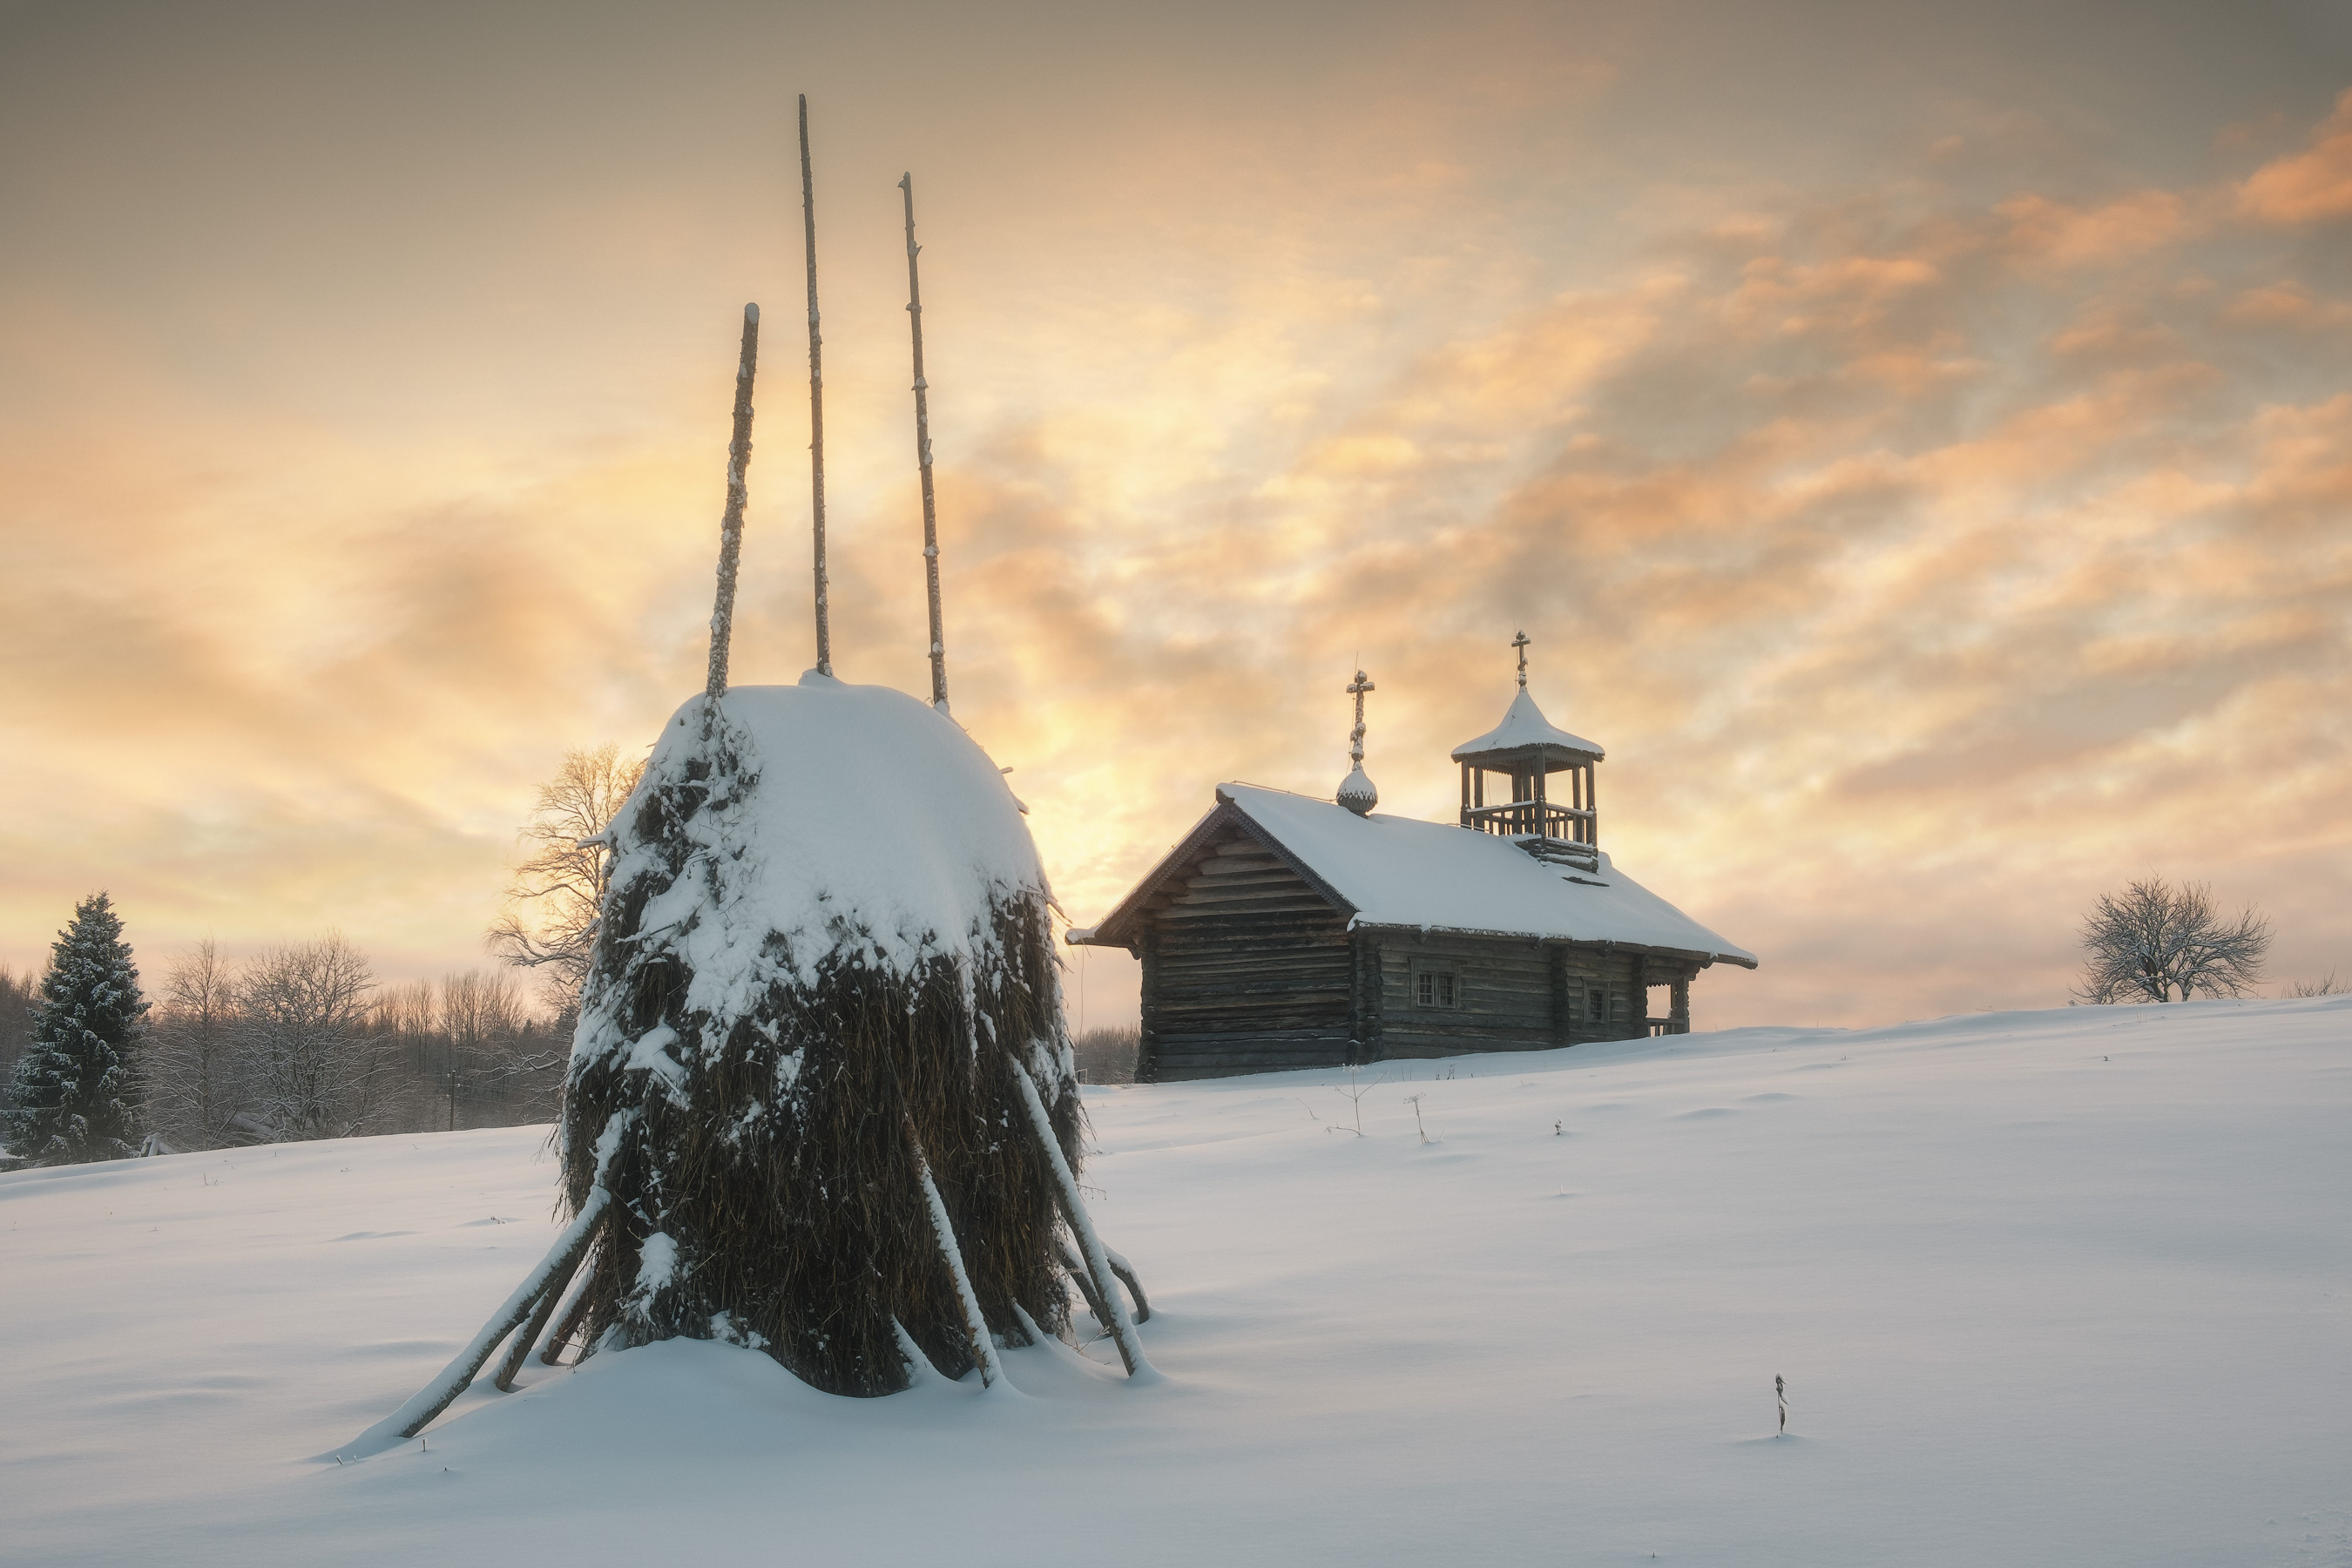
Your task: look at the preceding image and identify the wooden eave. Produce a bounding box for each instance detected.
[1345,922,1753,970]
[1450,740,1603,772]
[1074,794,1357,952]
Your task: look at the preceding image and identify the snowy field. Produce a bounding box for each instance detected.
[3,998,2347,1566]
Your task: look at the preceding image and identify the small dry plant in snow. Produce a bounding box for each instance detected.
[1328,1066,1384,1136]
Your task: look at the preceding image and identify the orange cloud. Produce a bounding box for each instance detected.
[1997,191,2193,268]
[2238,87,2352,225]
[2220,281,2352,328]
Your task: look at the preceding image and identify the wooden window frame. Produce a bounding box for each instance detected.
[1412,962,1462,1011]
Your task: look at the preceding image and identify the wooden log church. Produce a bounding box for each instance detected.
[1070,636,1756,1081]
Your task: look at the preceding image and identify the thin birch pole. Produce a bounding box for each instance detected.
[800,95,832,677]
[705,303,761,713]
[899,172,948,712]
[1008,1058,1152,1378]
[904,1116,1003,1389]
[493,1223,598,1390]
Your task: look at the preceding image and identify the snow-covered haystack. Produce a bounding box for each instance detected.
[340,675,1148,1455]
[555,674,1089,1394]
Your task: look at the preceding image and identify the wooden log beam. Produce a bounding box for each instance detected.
[905,1117,1002,1389]
[494,1221,598,1391]
[1010,1059,1152,1379]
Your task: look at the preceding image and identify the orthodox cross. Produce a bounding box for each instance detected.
[1347,669,1375,764]
[1513,629,1531,689]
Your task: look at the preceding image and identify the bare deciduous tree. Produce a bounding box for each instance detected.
[439,966,563,1125]
[0,963,38,1109]
[2285,970,2345,997]
[489,745,645,1015]
[2075,877,2272,1004]
[145,939,239,1149]
[237,933,388,1139]
[378,978,438,1077]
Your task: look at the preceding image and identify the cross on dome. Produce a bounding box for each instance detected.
[1346,670,1375,763]
[1513,629,1531,689]
[1337,668,1379,815]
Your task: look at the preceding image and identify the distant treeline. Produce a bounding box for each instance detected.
[3,960,1123,1141]
[2,940,568,1152]
[1071,1026,1140,1085]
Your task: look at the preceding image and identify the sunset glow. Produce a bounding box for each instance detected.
[4,1,2348,1030]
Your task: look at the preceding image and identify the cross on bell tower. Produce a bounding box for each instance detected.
[1450,630,1606,869]
[1337,669,1379,816]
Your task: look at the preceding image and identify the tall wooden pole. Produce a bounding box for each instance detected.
[799,95,832,677]
[900,172,949,713]
[705,302,761,707]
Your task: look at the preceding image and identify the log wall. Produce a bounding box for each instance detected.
[1139,833,1355,1081]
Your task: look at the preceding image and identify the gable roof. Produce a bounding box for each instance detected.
[1450,688,1605,767]
[1075,783,1755,968]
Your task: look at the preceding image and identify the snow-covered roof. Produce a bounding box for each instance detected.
[1450,688,1605,765]
[1081,782,1754,967]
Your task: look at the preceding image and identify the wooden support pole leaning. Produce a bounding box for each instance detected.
[1008,1058,1152,1377]
[704,303,761,713]
[494,1225,600,1391]
[336,1185,613,1456]
[899,172,949,712]
[537,1240,603,1364]
[335,1111,632,1457]
[1102,1246,1153,1324]
[1056,1238,1116,1328]
[904,1116,1002,1388]
[800,94,832,677]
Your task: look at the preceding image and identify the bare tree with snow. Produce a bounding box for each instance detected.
[233,933,388,1139]
[144,938,240,1149]
[2075,877,2272,1004]
[488,744,645,1017]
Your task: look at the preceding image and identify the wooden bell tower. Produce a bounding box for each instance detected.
[1451,631,1605,870]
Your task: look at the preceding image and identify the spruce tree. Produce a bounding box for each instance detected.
[6,893,148,1164]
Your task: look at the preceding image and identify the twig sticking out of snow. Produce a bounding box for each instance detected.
[704,304,761,709]
[1329,1066,1383,1136]
[1011,1058,1152,1379]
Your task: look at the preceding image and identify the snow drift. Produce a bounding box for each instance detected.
[3,997,2345,1565]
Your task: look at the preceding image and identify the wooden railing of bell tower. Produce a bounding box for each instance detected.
[1458,760,1598,846]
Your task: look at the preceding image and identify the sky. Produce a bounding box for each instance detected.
[3,0,2349,1031]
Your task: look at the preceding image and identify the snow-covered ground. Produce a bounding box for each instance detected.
[3,999,2346,1565]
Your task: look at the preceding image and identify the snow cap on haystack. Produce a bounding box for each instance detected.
[593,672,1044,1021]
